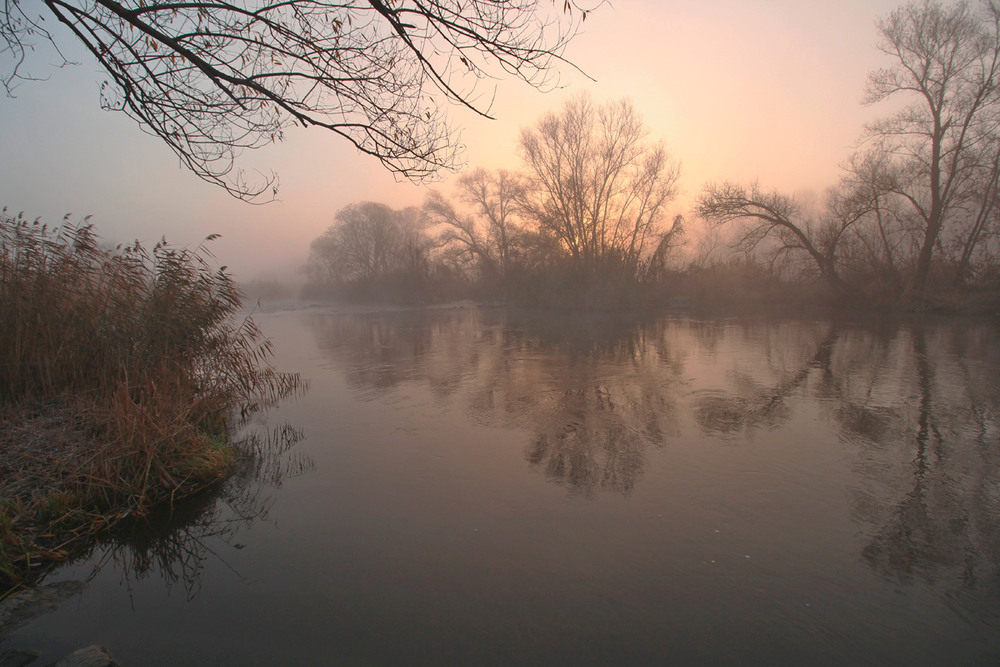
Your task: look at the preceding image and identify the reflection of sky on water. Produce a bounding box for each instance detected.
[6,308,1000,664]
[306,308,1000,600]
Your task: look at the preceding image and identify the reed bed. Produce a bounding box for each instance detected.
[0,210,301,593]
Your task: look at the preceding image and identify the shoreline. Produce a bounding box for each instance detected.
[0,399,235,597]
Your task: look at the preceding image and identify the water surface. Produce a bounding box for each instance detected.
[4,306,1000,664]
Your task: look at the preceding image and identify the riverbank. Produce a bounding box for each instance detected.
[0,214,301,597]
[0,399,238,597]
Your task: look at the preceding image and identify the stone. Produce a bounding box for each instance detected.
[52,646,119,667]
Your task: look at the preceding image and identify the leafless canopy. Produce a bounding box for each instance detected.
[308,200,425,283]
[864,0,1000,291]
[697,181,863,292]
[519,94,681,268]
[424,167,526,278]
[1,0,593,200]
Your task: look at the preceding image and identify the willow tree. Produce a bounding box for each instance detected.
[1,0,594,201]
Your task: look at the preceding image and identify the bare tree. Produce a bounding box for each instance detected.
[697,181,865,295]
[1,0,596,201]
[865,0,1000,293]
[518,94,681,273]
[641,214,685,283]
[308,201,425,285]
[839,149,910,292]
[951,137,1000,283]
[424,167,525,281]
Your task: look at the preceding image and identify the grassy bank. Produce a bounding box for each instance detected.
[0,211,301,595]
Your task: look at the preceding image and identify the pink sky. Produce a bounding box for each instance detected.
[0,0,902,280]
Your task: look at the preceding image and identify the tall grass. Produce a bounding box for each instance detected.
[0,210,301,589]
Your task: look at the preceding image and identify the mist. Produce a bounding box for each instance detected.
[1,1,902,285]
[4,1,1000,664]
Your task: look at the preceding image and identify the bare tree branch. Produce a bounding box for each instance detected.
[863,0,1000,292]
[518,94,680,271]
[1,0,599,201]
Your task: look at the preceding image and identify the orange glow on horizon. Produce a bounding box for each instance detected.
[0,0,904,278]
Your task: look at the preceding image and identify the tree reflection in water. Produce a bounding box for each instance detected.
[692,321,835,435]
[305,307,1000,610]
[76,424,312,600]
[828,324,1000,618]
[307,308,681,496]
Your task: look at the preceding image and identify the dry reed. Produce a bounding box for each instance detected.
[0,210,301,593]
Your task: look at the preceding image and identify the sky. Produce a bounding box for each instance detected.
[0,0,904,281]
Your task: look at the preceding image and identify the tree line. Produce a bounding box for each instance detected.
[305,94,685,308]
[5,0,996,310]
[700,0,1000,309]
[306,0,1000,312]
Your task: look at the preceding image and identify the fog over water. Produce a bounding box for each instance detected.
[3,0,1000,663]
[0,1,900,278]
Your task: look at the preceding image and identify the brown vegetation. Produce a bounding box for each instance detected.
[0,210,301,594]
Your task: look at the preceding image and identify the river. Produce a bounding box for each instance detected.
[3,305,1000,664]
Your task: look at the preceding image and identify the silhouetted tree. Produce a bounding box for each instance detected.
[307,201,429,297]
[1,0,595,200]
[697,181,863,295]
[641,214,685,284]
[951,140,1000,284]
[424,168,527,283]
[864,0,1000,294]
[838,149,909,294]
[518,94,681,274]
